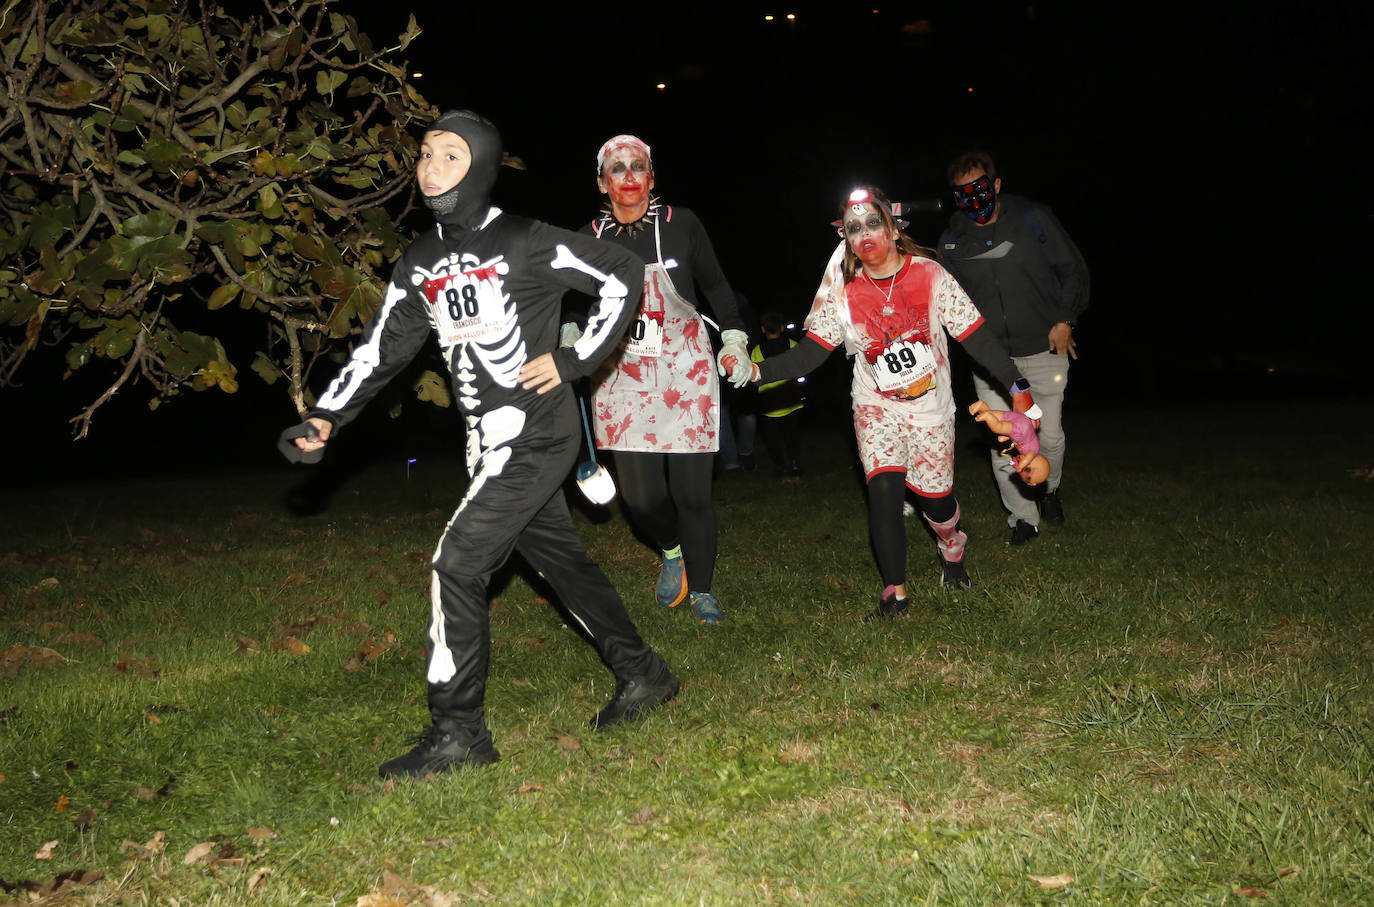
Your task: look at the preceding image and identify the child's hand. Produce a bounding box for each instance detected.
[519,353,563,394]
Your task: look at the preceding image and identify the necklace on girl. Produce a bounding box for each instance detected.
[866,259,903,316]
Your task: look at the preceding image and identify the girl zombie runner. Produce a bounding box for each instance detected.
[280,110,679,779]
[574,135,753,627]
[733,187,1040,621]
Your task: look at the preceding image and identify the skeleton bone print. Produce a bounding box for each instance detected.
[415,251,525,411]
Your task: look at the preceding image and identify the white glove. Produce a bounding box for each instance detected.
[559,321,582,348]
[716,329,752,389]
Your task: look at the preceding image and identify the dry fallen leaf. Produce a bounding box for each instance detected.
[555,733,582,751]
[271,636,311,656]
[277,573,309,588]
[515,783,544,794]
[1277,865,1301,879]
[113,655,160,678]
[1235,886,1271,899]
[237,635,261,655]
[55,794,69,813]
[244,827,277,840]
[1028,873,1074,890]
[183,841,215,865]
[35,839,59,860]
[247,866,271,891]
[1,645,67,677]
[29,868,105,897]
[359,635,395,661]
[73,807,98,829]
[54,632,104,647]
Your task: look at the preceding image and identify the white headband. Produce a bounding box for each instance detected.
[596,134,652,174]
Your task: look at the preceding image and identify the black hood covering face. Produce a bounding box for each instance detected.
[421,109,502,231]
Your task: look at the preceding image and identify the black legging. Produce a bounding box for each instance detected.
[866,472,956,587]
[612,450,717,593]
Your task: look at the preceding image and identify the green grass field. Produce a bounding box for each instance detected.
[2,401,1371,905]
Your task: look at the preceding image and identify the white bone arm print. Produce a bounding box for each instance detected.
[550,244,630,361]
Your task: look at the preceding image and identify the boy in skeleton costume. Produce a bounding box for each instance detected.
[572,134,752,627]
[281,111,678,779]
[736,188,1039,620]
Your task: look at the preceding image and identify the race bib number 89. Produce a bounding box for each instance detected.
[871,339,936,394]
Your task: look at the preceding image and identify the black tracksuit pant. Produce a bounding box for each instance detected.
[425,397,656,728]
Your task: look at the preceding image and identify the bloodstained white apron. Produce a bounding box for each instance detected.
[591,217,720,452]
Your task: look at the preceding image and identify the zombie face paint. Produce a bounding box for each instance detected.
[843,203,897,271]
[417,131,473,198]
[951,170,998,224]
[597,142,655,220]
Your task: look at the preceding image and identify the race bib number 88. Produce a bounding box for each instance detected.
[434,281,503,346]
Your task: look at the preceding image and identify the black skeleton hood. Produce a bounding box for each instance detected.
[421,109,502,232]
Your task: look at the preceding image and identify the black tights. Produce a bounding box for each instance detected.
[866,472,956,587]
[612,451,717,593]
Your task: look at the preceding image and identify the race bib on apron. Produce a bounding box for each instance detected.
[624,312,663,357]
[432,277,505,347]
[871,338,936,394]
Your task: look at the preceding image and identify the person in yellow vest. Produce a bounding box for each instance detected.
[749,311,806,478]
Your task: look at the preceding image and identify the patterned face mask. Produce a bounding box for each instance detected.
[952,174,997,224]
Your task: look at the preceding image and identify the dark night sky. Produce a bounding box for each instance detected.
[6,2,1370,483]
[361,0,1370,377]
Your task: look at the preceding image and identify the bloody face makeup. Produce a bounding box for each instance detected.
[843,203,896,270]
[597,139,655,220]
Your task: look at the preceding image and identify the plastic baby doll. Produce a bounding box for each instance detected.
[968,400,1050,485]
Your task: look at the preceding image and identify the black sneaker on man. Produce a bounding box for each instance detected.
[1039,490,1065,525]
[1008,519,1038,546]
[590,657,680,730]
[378,723,500,779]
[940,555,972,588]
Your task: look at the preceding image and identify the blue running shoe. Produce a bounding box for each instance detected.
[656,556,688,608]
[689,591,723,627]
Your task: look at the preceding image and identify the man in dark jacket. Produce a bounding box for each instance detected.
[939,151,1089,545]
[281,110,678,779]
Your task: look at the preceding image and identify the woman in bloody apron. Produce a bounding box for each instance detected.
[579,135,753,627]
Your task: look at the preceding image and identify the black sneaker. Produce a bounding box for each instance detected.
[940,555,972,588]
[1008,520,1038,545]
[590,658,680,730]
[1039,490,1065,525]
[378,723,499,779]
[865,588,909,622]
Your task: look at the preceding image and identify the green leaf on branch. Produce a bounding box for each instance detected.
[258,184,283,219]
[399,15,422,50]
[413,370,451,408]
[251,352,283,384]
[316,69,346,96]
[123,210,177,238]
[207,284,240,311]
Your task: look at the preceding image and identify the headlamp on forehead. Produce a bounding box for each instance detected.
[832,189,906,230]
